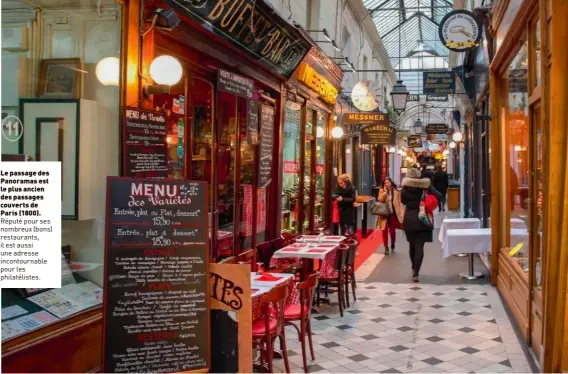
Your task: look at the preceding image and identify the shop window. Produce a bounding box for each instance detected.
[282,103,302,234]
[503,42,530,275]
[1,0,122,341]
[533,104,543,290]
[304,108,315,230]
[315,113,327,226]
[191,77,214,203]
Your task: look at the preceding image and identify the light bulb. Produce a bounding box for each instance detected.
[346,148,351,154]
[449,141,457,149]
[443,149,449,156]
[317,126,325,138]
[149,55,182,86]
[331,126,344,139]
[388,146,396,153]
[514,145,522,152]
[96,57,120,86]
[452,131,463,142]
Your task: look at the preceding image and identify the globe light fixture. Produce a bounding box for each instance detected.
[144,55,183,96]
[514,145,522,152]
[390,80,409,112]
[96,57,120,86]
[388,146,396,153]
[331,126,344,139]
[316,126,325,138]
[443,149,450,156]
[452,131,463,142]
[449,141,457,149]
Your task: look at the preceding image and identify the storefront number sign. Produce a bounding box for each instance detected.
[439,9,482,51]
[423,71,456,95]
[102,178,210,373]
[258,105,275,188]
[360,125,396,145]
[407,136,423,148]
[247,100,259,144]
[164,0,311,77]
[426,123,449,134]
[123,107,168,179]
[218,69,254,99]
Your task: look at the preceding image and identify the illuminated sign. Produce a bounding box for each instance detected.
[297,63,338,104]
[360,124,396,145]
[343,112,389,125]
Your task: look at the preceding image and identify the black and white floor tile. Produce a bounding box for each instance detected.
[273,282,534,373]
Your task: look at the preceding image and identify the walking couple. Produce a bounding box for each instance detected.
[376,166,442,282]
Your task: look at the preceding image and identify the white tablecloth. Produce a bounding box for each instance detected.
[297,235,345,243]
[272,243,338,260]
[443,228,529,258]
[250,272,294,293]
[510,218,527,230]
[438,218,481,243]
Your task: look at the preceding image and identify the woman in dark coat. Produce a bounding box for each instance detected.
[333,174,356,236]
[432,162,449,212]
[401,167,442,282]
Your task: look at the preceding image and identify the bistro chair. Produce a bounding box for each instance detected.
[256,241,274,270]
[284,272,319,373]
[317,244,348,317]
[281,231,296,245]
[343,238,359,308]
[252,284,291,373]
[236,249,255,271]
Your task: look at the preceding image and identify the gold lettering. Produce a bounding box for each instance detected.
[220,0,243,28]
[208,0,231,21]
[268,36,284,62]
[261,29,281,55]
[229,2,251,33]
[273,39,290,64]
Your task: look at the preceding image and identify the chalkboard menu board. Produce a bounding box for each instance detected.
[123,107,168,179]
[247,100,259,145]
[218,69,253,99]
[102,178,209,373]
[258,105,275,188]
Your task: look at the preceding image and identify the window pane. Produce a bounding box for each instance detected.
[191,78,214,205]
[534,104,543,290]
[282,104,302,234]
[238,99,254,249]
[305,108,315,230]
[504,42,530,275]
[315,113,327,226]
[535,21,542,88]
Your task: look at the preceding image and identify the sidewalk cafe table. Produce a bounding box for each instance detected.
[438,218,481,257]
[296,235,345,244]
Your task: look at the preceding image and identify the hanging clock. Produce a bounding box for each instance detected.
[351,81,381,112]
[439,9,482,52]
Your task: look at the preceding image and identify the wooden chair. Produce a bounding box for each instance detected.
[281,231,296,245]
[317,245,349,317]
[236,249,255,271]
[256,242,274,270]
[284,272,319,373]
[252,284,291,373]
[343,238,358,308]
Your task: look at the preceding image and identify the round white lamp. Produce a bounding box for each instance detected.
[149,55,182,86]
[331,126,344,139]
[316,126,325,138]
[96,57,120,86]
[443,149,450,156]
[514,145,522,152]
[452,131,463,142]
[449,141,457,149]
[388,146,396,153]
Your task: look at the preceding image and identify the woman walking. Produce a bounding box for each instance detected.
[376,177,403,255]
[333,174,356,236]
[401,167,442,282]
[432,162,449,212]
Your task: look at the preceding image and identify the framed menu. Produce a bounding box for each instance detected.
[102,178,210,373]
[258,105,275,188]
[123,107,168,179]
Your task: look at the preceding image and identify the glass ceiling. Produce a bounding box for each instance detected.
[363,0,454,93]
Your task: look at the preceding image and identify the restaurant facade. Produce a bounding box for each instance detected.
[487,0,568,371]
[0,0,343,371]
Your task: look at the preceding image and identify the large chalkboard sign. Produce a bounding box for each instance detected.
[258,105,275,188]
[247,100,259,145]
[123,107,168,179]
[102,178,209,373]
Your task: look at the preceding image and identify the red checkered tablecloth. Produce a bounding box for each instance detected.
[269,248,337,278]
[252,277,299,321]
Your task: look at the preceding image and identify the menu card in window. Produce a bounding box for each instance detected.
[258,105,275,188]
[123,107,168,179]
[247,100,259,145]
[102,178,210,373]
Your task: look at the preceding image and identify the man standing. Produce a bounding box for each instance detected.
[432,162,449,212]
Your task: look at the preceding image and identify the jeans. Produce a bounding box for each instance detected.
[382,215,397,248]
[409,239,426,276]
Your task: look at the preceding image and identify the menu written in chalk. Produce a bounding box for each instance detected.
[247,100,259,145]
[124,107,168,179]
[258,105,274,188]
[102,178,209,373]
[218,69,254,99]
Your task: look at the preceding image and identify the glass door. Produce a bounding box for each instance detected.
[303,108,316,232]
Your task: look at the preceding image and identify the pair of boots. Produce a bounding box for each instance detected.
[385,244,395,256]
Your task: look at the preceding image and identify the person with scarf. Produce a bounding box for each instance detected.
[376,177,403,255]
[333,174,356,236]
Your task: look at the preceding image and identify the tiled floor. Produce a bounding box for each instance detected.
[271,282,534,373]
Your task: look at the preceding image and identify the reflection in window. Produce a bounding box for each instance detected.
[505,42,529,275]
[535,21,541,88]
[315,113,327,226]
[305,108,315,230]
[282,103,302,234]
[191,78,214,205]
[239,99,254,250]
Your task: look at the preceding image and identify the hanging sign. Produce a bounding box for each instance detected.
[426,94,448,101]
[247,100,259,144]
[258,105,275,188]
[296,63,338,104]
[426,123,449,134]
[407,136,423,148]
[123,107,168,179]
[423,71,456,94]
[163,0,311,77]
[351,81,380,111]
[218,69,254,99]
[360,124,396,145]
[343,112,389,125]
[439,9,482,51]
[407,94,420,102]
[102,178,210,373]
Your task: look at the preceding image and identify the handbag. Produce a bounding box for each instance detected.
[423,189,438,213]
[371,202,391,216]
[418,190,435,227]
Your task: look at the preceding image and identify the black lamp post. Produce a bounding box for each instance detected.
[390,80,410,113]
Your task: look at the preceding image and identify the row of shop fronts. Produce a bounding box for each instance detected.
[457,0,567,371]
[0,0,388,370]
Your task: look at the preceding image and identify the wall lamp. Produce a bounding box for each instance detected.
[145,8,180,34]
[143,55,183,96]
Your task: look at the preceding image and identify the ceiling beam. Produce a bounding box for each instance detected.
[399,0,406,20]
[418,13,423,43]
